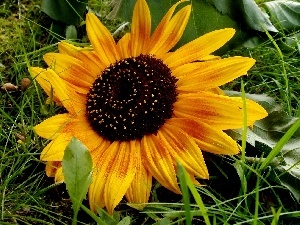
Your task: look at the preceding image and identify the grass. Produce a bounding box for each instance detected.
[1,0,300,224]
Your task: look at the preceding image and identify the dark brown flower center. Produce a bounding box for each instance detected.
[86,54,178,142]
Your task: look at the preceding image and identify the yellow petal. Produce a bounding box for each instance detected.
[45,161,61,177]
[167,118,240,154]
[141,135,180,194]
[89,141,137,214]
[44,53,94,94]
[208,87,225,95]
[159,123,209,179]
[174,92,268,130]
[147,0,182,49]
[164,28,235,68]
[88,140,113,212]
[86,12,119,65]
[40,133,72,161]
[58,41,106,75]
[34,113,73,140]
[200,55,221,61]
[125,141,152,210]
[175,57,255,91]
[29,67,58,102]
[117,33,131,58]
[130,0,151,56]
[55,166,64,183]
[104,141,137,214]
[71,127,105,153]
[31,68,83,114]
[35,113,104,153]
[148,5,191,56]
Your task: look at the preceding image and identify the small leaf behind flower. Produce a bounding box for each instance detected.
[66,25,78,40]
[62,137,93,219]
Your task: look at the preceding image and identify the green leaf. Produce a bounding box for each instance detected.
[96,208,119,225]
[49,21,65,42]
[212,0,278,32]
[274,163,300,201]
[258,117,300,170]
[226,91,300,201]
[66,25,78,40]
[107,0,136,21]
[236,0,278,32]
[117,216,131,225]
[263,0,300,31]
[62,137,93,221]
[177,1,245,54]
[225,91,300,152]
[153,217,171,225]
[41,0,88,25]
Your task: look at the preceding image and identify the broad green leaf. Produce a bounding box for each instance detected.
[225,91,300,152]
[62,137,93,220]
[274,164,300,201]
[108,0,278,52]
[236,0,278,32]
[109,0,244,53]
[276,132,300,199]
[49,21,65,42]
[263,0,300,31]
[107,0,135,21]
[212,0,278,32]
[226,91,300,201]
[41,0,88,25]
[177,1,245,54]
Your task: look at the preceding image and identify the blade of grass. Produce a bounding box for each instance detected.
[252,176,260,225]
[177,162,192,225]
[271,207,282,225]
[262,25,291,115]
[79,203,107,225]
[178,162,211,225]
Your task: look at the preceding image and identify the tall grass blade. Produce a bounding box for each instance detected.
[177,163,211,225]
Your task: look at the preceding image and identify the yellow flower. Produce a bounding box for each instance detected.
[30,0,267,214]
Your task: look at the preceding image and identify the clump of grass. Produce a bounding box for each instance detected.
[1,0,300,224]
[226,37,300,116]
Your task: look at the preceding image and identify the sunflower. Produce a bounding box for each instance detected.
[30,0,267,214]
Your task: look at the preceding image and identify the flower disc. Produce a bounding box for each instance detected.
[86,54,178,141]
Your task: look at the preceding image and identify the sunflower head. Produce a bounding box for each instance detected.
[30,0,267,214]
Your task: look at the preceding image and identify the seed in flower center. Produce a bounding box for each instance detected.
[86,54,178,142]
